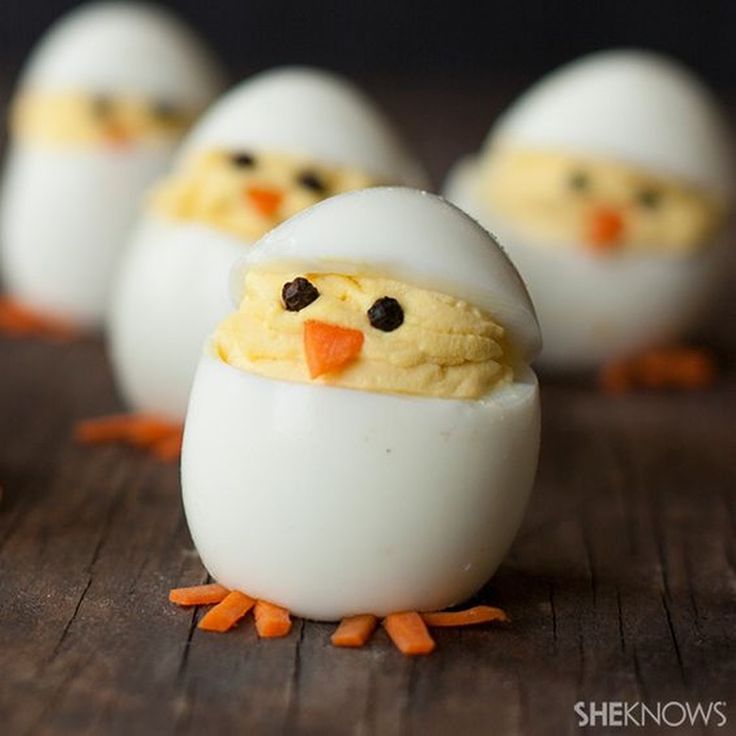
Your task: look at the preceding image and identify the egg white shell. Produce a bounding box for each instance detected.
[179,67,428,187]
[444,160,726,369]
[489,50,734,197]
[21,2,225,108]
[182,345,539,620]
[233,187,541,361]
[108,217,243,420]
[1,142,176,325]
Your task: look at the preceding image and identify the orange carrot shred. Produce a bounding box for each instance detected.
[0,297,77,340]
[383,612,435,655]
[152,431,184,461]
[422,605,509,628]
[75,414,182,456]
[303,320,364,378]
[600,347,716,394]
[254,600,292,638]
[331,614,378,648]
[198,590,255,632]
[169,583,230,607]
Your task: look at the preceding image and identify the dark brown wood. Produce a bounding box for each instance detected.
[0,80,735,735]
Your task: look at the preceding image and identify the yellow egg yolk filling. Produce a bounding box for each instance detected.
[215,270,512,400]
[481,146,723,254]
[151,149,380,242]
[11,90,195,147]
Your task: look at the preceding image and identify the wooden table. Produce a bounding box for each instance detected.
[0,78,735,735]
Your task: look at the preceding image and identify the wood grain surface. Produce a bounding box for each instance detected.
[0,79,735,735]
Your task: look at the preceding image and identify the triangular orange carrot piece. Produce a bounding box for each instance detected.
[303,320,364,378]
[254,600,292,638]
[331,614,378,648]
[383,612,435,655]
[169,583,230,607]
[422,605,508,627]
[198,590,255,632]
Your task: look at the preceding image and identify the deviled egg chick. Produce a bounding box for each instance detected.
[175,188,540,654]
[0,2,225,333]
[90,68,426,459]
[444,50,733,383]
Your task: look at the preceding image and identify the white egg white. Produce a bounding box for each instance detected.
[181,188,541,620]
[183,345,539,620]
[1,142,175,325]
[109,218,242,420]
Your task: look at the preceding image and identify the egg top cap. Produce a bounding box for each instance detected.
[488,50,734,198]
[20,2,225,108]
[231,187,541,361]
[179,67,428,187]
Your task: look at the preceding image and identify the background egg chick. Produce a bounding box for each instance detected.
[153,148,377,242]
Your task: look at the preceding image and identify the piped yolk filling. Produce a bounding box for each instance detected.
[151,149,379,242]
[11,91,194,146]
[215,270,512,400]
[481,145,723,254]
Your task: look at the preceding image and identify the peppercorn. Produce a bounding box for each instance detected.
[282,277,320,311]
[368,297,404,332]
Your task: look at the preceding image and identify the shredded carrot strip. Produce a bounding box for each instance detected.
[152,431,183,461]
[75,414,177,444]
[422,605,508,627]
[0,297,77,340]
[198,590,255,632]
[254,600,292,638]
[169,583,230,606]
[601,347,716,394]
[331,614,378,648]
[383,612,435,655]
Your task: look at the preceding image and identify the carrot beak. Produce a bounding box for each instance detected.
[104,123,131,148]
[585,206,624,252]
[246,186,283,217]
[303,320,364,378]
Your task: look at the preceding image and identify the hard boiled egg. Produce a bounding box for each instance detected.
[444,50,734,369]
[0,2,225,327]
[108,68,428,421]
[182,187,540,621]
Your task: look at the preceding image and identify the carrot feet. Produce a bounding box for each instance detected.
[169,585,507,656]
[75,413,183,461]
[333,605,509,655]
[169,584,292,638]
[0,297,78,341]
[600,346,716,394]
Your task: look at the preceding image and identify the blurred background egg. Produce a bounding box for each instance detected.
[444,50,734,370]
[182,188,540,620]
[108,67,428,422]
[0,1,225,327]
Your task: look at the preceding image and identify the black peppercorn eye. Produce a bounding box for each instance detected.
[568,170,590,193]
[297,170,327,194]
[636,188,662,209]
[282,277,320,311]
[151,99,179,122]
[231,152,256,168]
[91,95,113,118]
[368,297,404,332]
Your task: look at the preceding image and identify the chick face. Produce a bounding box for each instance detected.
[152,149,379,242]
[482,146,724,254]
[215,269,511,399]
[11,91,195,147]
